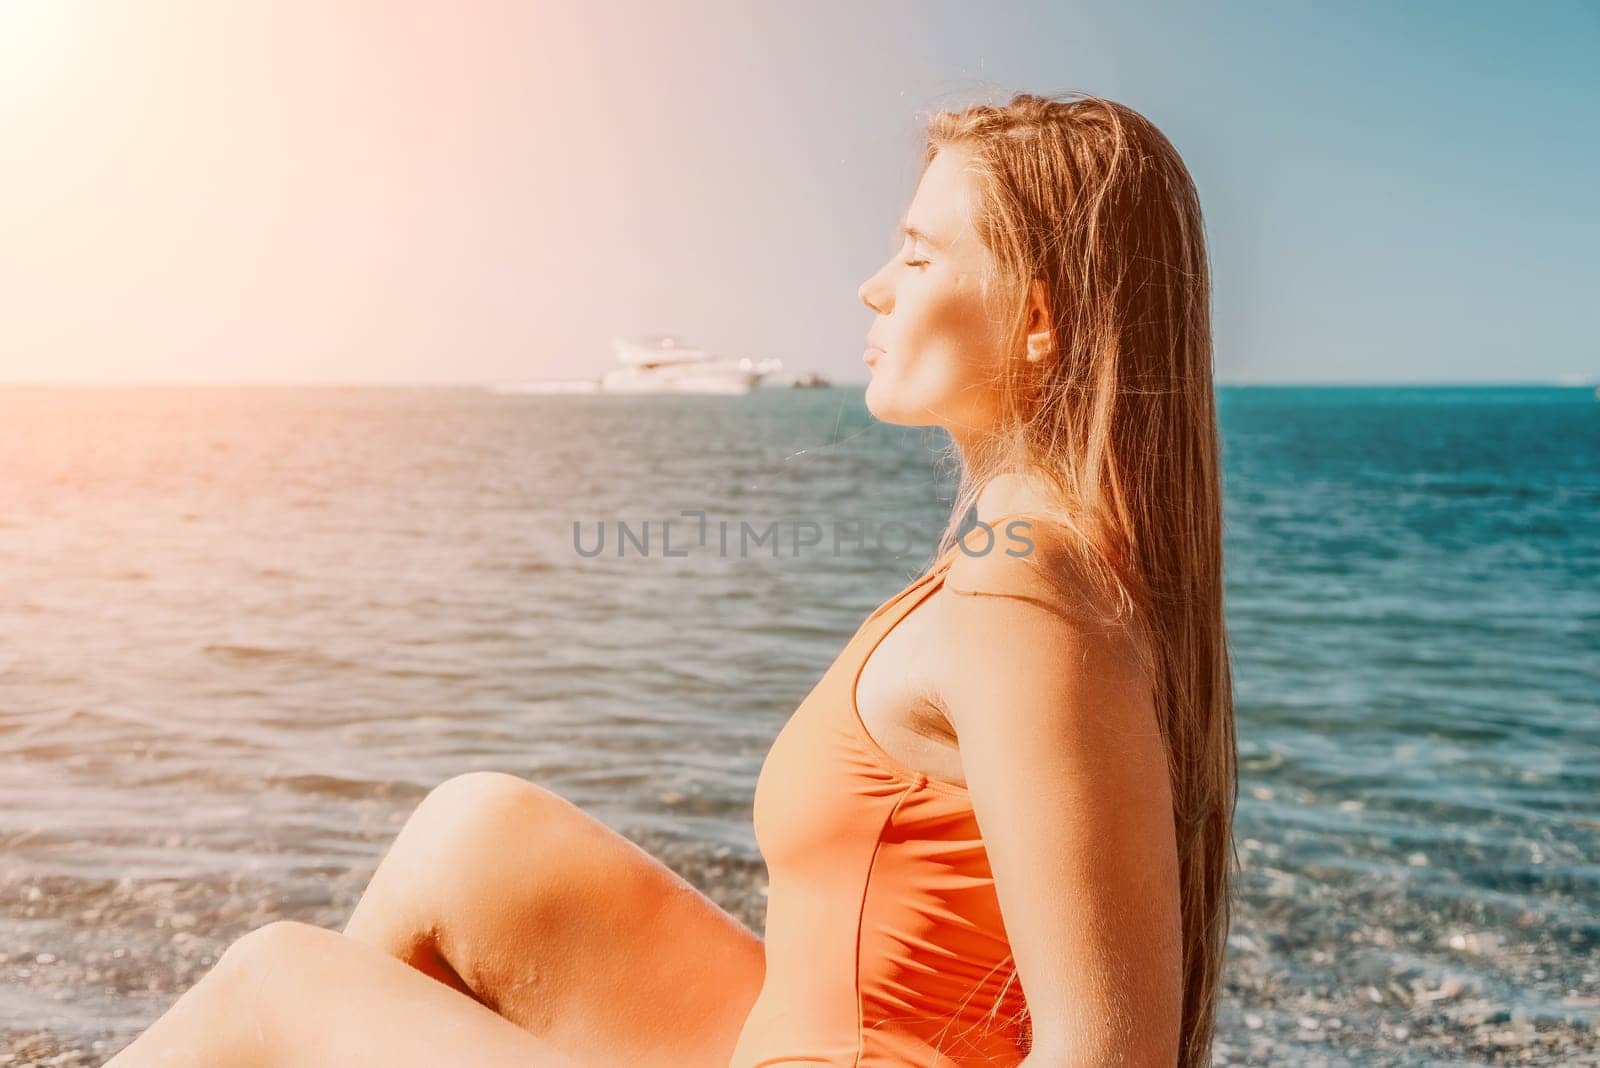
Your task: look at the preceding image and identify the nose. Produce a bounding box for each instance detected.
[858,264,891,315]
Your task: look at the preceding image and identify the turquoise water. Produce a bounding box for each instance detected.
[0,385,1595,1064]
[1214,387,1598,1061]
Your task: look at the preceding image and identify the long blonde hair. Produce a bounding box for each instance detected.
[922,91,1237,1066]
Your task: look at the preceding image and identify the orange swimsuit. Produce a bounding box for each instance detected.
[728,537,1031,1067]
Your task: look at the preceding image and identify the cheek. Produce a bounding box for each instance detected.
[900,278,1006,392]
[867,277,1008,427]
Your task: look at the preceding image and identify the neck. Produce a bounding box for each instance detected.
[972,467,1059,525]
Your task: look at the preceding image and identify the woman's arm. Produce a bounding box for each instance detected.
[939,548,1183,1066]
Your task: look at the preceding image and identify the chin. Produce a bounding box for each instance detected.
[864,373,939,429]
[863,373,904,424]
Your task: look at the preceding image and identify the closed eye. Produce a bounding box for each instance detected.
[903,258,929,268]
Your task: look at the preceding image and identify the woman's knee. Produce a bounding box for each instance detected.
[216,920,327,981]
[196,920,335,1044]
[103,924,325,1067]
[417,770,550,822]
[365,774,587,981]
[401,772,566,862]
[367,771,581,928]
[349,774,563,952]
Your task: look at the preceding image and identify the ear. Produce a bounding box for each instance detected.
[1023,278,1055,364]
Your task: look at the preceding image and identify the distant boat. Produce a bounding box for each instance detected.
[601,336,781,395]
[773,370,831,388]
[489,336,786,396]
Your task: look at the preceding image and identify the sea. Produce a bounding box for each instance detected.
[0,385,1595,1066]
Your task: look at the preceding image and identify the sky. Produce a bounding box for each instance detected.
[1,0,1596,386]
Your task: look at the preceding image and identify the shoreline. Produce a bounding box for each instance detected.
[4,828,1594,1067]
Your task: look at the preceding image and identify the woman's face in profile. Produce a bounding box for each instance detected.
[858,146,1012,436]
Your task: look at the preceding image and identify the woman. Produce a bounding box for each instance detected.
[106,91,1236,1068]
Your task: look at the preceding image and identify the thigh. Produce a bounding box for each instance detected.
[107,921,587,1068]
[344,772,766,1068]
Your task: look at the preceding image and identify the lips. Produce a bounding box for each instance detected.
[863,342,885,366]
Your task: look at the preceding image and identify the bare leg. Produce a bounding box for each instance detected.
[342,772,766,1067]
[103,920,589,1068]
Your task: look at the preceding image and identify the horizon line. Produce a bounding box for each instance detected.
[0,378,1595,390]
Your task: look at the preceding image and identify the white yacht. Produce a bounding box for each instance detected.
[489,336,786,396]
[601,336,782,395]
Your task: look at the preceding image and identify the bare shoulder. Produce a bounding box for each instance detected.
[936,516,1154,719]
[945,517,1123,626]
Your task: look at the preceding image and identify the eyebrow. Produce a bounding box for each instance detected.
[893,221,943,252]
